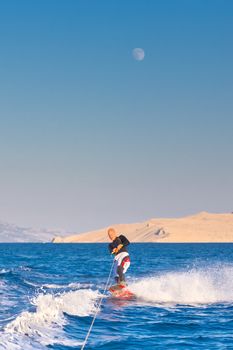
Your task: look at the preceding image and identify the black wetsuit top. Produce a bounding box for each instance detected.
[108,235,130,256]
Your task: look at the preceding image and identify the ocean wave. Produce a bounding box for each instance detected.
[130,265,233,305]
[18,266,32,272]
[0,268,11,275]
[0,336,46,350]
[0,267,31,281]
[41,281,93,289]
[2,288,100,347]
[23,280,93,290]
[0,335,82,350]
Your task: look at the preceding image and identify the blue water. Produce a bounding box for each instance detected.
[1,243,233,349]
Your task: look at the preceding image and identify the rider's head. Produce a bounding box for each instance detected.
[107,227,117,241]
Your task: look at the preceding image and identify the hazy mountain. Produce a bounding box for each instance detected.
[0,221,68,243]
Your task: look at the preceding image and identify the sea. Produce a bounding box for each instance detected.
[1,243,233,350]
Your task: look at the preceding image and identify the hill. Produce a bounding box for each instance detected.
[53,212,233,243]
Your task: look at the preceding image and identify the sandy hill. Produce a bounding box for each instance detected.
[53,212,233,243]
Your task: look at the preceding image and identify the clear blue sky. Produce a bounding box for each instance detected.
[0,0,232,231]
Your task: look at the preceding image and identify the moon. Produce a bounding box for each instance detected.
[132,48,145,61]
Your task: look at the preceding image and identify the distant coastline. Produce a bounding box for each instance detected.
[52,212,233,243]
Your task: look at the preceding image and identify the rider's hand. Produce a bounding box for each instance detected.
[112,244,124,254]
[112,248,117,254]
[112,244,123,254]
[117,244,123,252]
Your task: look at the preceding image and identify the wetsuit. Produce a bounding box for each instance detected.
[109,235,130,283]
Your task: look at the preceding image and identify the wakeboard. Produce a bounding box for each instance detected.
[109,284,134,299]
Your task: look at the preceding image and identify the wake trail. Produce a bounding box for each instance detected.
[129,264,233,305]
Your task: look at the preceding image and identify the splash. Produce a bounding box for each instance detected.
[3,289,100,348]
[130,265,233,305]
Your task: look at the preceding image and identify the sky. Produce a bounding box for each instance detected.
[0,0,232,232]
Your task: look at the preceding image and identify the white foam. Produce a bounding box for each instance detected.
[3,289,100,347]
[130,265,233,305]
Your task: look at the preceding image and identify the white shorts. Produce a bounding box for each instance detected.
[114,252,130,276]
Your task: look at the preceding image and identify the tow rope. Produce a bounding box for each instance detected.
[81,259,115,349]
